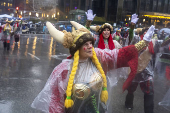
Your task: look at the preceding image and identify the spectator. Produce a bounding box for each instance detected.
[160,30,166,40]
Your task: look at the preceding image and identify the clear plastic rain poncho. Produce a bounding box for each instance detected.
[131,39,161,83]
[1,24,13,41]
[31,48,135,113]
[156,43,170,111]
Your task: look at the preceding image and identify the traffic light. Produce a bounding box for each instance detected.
[26,0,29,4]
[16,7,19,13]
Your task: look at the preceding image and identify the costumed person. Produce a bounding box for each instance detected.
[84,9,121,49]
[159,30,166,40]
[158,38,170,111]
[130,28,142,45]
[152,34,158,40]
[1,19,13,50]
[123,29,129,46]
[91,23,122,49]
[13,20,20,43]
[124,26,160,113]
[128,27,149,46]
[31,20,154,113]
[112,28,123,45]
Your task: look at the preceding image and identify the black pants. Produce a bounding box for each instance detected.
[3,42,10,50]
[15,38,19,42]
[14,34,19,42]
[125,79,154,113]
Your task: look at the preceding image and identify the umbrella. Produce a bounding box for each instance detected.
[159,28,170,35]
[0,14,13,18]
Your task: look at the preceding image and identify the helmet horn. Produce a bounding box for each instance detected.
[70,21,86,30]
[90,26,96,31]
[46,21,64,44]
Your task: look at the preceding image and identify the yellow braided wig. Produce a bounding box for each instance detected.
[4,24,11,33]
[65,50,79,108]
[65,48,108,108]
[91,47,108,104]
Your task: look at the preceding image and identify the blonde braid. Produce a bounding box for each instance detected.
[91,47,108,104]
[65,50,79,108]
[4,24,11,33]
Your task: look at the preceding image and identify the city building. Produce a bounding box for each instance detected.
[0,0,15,15]
[92,0,170,27]
[2,0,170,27]
[138,0,170,27]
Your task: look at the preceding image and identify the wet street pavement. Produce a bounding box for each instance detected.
[0,34,169,113]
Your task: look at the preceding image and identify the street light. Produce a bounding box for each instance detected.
[21,11,22,15]
[29,12,31,15]
[47,15,49,17]
[36,13,39,17]
[53,14,55,17]
[129,17,131,20]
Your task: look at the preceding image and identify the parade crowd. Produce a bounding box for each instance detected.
[0,9,170,113]
[31,10,170,113]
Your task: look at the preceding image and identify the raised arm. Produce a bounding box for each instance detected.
[128,14,139,45]
[85,9,96,30]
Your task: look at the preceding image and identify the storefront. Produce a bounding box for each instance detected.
[140,12,170,28]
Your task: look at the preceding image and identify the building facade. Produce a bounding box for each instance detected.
[137,0,170,27]
[0,0,14,15]
[92,0,170,27]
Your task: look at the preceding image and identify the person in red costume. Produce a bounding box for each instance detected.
[84,9,122,50]
[31,20,155,113]
[13,20,20,43]
[31,8,154,112]
[124,26,161,113]
[112,29,123,44]
[90,23,122,50]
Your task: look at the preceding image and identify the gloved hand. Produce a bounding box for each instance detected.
[85,9,96,21]
[143,25,155,42]
[131,13,139,24]
[157,40,163,43]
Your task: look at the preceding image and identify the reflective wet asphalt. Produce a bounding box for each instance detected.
[0,34,69,113]
[0,34,169,113]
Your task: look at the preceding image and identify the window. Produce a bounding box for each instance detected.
[140,0,146,11]
[145,0,150,11]
[163,0,168,13]
[153,0,157,11]
[4,2,6,6]
[26,0,29,4]
[168,0,170,13]
[157,0,162,12]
